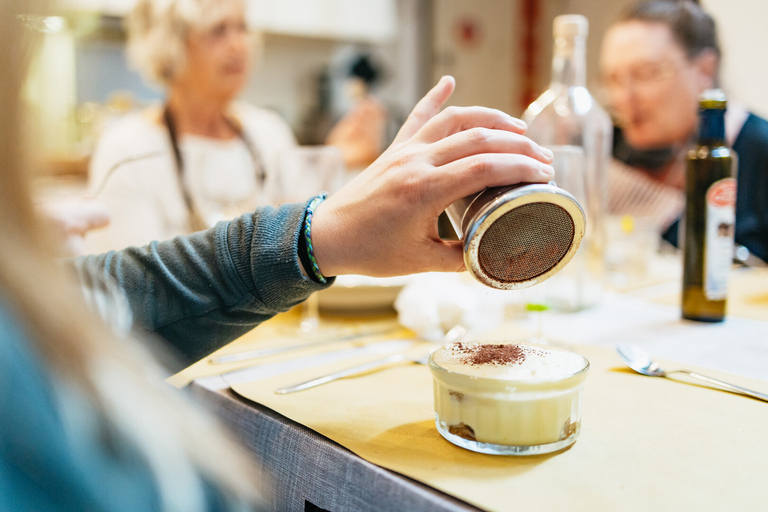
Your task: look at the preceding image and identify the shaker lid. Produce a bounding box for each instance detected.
[553,14,588,42]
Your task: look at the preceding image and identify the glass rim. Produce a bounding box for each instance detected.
[427,343,590,385]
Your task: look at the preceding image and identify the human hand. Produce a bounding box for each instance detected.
[38,198,110,256]
[326,95,387,169]
[311,76,555,278]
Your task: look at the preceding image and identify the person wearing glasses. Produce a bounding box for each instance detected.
[85,0,297,253]
[600,0,768,262]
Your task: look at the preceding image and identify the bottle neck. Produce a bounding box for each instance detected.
[551,40,586,88]
[698,108,726,145]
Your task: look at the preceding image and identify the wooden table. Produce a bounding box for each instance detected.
[177,266,768,511]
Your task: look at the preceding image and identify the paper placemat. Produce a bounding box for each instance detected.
[167,315,405,388]
[229,344,768,512]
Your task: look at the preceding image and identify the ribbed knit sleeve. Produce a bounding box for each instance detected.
[78,201,333,371]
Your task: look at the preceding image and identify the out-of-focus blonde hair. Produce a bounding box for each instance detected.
[126,0,257,86]
[2,1,264,509]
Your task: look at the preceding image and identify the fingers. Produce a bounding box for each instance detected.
[428,128,554,168]
[393,76,456,144]
[414,105,527,145]
[428,153,555,207]
[415,240,466,272]
[427,240,466,273]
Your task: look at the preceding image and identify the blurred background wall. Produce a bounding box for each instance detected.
[700,0,768,119]
[29,0,768,180]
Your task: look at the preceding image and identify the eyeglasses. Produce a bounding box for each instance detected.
[203,19,252,42]
[602,61,677,93]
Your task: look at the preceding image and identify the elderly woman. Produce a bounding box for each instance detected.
[85,0,296,253]
[600,0,768,262]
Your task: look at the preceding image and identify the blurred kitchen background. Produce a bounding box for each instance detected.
[28,0,768,194]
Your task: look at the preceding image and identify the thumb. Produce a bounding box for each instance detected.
[427,239,466,273]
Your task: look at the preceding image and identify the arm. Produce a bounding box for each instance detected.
[77,201,329,370]
[77,76,554,369]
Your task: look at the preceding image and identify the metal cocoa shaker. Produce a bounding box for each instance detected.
[445,182,586,290]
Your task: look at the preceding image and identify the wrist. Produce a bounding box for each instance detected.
[298,194,330,283]
[307,199,344,278]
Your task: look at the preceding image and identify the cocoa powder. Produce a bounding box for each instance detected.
[452,342,528,366]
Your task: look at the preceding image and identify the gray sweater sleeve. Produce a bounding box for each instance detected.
[78,201,333,370]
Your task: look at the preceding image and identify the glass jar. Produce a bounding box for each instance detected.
[428,342,590,455]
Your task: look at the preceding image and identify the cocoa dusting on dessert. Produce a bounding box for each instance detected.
[450,342,471,355]
[453,343,528,366]
[448,423,476,441]
[448,390,464,401]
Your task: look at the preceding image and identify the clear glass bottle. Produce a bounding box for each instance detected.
[522,14,612,311]
[681,89,737,322]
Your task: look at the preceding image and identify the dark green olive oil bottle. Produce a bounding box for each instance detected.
[681,89,737,322]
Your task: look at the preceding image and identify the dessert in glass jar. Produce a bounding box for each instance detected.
[428,341,589,455]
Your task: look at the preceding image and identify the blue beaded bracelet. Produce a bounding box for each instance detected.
[302,193,328,284]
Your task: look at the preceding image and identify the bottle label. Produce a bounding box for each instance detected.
[704,178,737,300]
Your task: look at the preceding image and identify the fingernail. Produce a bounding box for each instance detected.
[514,118,528,130]
[540,164,555,178]
[539,146,554,161]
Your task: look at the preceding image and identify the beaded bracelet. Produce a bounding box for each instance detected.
[301,193,328,284]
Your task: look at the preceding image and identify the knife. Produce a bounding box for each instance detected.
[209,326,398,364]
[274,352,431,395]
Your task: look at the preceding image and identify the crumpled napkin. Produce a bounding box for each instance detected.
[394,272,524,341]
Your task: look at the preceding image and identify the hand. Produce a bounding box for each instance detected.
[311,76,555,278]
[326,95,387,169]
[38,198,110,256]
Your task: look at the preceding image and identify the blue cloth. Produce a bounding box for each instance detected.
[653,113,768,262]
[731,113,768,262]
[0,202,331,511]
[0,303,165,512]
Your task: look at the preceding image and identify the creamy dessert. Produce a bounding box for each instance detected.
[428,341,589,455]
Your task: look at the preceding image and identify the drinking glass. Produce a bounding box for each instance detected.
[519,283,552,345]
[274,146,345,334]
[544,146,602,311]
[604,214,659,289]
[525,302,549,344]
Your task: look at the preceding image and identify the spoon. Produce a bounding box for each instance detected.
[616,345,768,403]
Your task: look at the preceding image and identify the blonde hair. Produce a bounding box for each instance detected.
[2,1,264,509]
[126,0,254,86]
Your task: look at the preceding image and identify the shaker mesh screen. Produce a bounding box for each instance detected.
[478,202,574,283]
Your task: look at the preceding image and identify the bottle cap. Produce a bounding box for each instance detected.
[699,88,727,109]
[553,14,588,43]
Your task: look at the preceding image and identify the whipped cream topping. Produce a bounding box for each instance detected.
[433,341,587,381]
